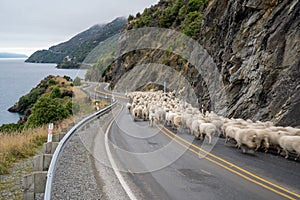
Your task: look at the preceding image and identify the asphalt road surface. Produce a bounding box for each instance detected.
[91,82,300,200]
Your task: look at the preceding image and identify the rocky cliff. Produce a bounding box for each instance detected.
[91,0,300,126]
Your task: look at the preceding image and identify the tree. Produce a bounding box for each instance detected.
[25,96,70,128]
[181,11,202,37]
[128,14,134,21]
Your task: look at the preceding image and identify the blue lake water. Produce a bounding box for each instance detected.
[0,58,86,126]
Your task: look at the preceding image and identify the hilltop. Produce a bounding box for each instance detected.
[25,17,127,68]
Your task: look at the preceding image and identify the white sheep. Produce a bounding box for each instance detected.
[199,123,217,144]
[126,103,132,113]
[278,135,300,159]
[173,113,183,133]
[132,106,142,121]
[142,106,149,121]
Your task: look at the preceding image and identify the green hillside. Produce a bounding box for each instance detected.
[25,17,127,68]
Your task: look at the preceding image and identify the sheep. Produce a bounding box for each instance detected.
[126,103,132,113]
[263,130,286,153]
[191,120,202,139]
[132,106,142,121]
[234,129,257,150]
[127,90,300,160]
[225,127,257,150]
[142,106,149,121]
[199,123,217,144]
[165,111,177,127]
[173,114,183,133]
[149,111,157,127]
[251,129,269,151]
[185,114,196,134]
[278,135,300,159]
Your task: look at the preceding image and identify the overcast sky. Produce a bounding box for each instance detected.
[0,0,158,56]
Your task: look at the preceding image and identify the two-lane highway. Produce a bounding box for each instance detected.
[93,83,300,200]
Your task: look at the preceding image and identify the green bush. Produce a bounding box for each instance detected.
[181,11,202,37]
[63,75,72,82]
[159,7,177,28]
[25,96,70,128]
[48,79,57,86]
[0,123,24,132]
[128,14,134,21]
[50,87,61,99]
[18,88,45,113]
[65,101,80,115]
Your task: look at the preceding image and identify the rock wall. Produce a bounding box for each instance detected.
[105,0,300,126]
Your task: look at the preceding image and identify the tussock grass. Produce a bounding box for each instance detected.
[0,85,109,175]
[0,126,48,175]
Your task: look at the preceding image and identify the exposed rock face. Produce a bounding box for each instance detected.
[105,0,300,126]
[199,0,300,126]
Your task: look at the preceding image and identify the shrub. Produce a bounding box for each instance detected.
[50,87,61,99]
[25,96,70,128]
[63,75,72,82]
[128,14,134,21]
[0,123,24,132]
[18,88,45,112]
[48,79,57,86]
[181,11,202,37]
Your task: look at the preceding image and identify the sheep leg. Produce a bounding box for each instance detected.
[225,137,229,144]
[284,150,289,159]
[276,146,281,154]
[208,135,212,145]
[255,145,260,151]
[264,148,269,153]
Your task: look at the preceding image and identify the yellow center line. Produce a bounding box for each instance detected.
[94,84,299,199]
[159,126,299,200]
[94,85,128,100]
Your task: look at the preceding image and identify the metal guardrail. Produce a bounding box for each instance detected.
[44,101,117,200]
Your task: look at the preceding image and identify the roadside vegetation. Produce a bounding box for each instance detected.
[0,76,107,175]
[128,0,209,38]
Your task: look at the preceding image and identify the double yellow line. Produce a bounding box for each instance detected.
[159,125,300,200]
[95,84,299,199]
[94,84,128,100]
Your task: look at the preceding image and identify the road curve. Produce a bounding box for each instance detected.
[94,83,300,200]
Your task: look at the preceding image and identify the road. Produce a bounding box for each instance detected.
[92,83,300,200]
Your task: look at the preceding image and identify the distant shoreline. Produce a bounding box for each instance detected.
[0,58,27,60]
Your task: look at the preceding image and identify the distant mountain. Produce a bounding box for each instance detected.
[0,52,28,58]
[25,17,127,68]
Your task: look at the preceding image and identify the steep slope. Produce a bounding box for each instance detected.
[25,17,127,68]
[89,0,300,126]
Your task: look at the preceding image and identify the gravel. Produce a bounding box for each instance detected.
[51,105,129,200]
[0,156,34,200]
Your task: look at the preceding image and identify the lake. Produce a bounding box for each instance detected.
[0,58,86,126]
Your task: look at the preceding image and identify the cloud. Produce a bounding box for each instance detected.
[0,0,158,54]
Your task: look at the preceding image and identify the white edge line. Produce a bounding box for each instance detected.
[104,104,138,200]
[44,101,117,200]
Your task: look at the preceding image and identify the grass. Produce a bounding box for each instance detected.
[0,84,109,175]
[0,126,48,175]
[0,83,110,200]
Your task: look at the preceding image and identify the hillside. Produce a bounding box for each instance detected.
[86,0,300,126]
[25,17,127,68]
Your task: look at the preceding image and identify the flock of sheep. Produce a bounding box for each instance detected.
[125,90,300,160]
